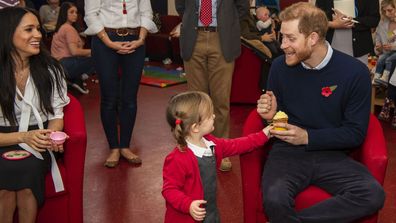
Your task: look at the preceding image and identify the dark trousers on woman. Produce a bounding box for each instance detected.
[91,34,145,148]
[262,143,385,223]
[60,56,95,81]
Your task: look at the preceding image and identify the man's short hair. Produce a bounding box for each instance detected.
[279,2,328,41]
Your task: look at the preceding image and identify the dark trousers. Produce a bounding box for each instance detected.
[60,56,95,81]
[91,34,145,148]
[262,143,385,223]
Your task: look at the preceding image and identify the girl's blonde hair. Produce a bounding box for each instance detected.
[380,0,396,20]
[166,91,214,150]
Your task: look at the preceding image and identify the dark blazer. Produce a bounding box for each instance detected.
[175,0,249,62]
[316,0,380,57]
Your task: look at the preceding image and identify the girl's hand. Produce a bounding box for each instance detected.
[262,124,274,138]
[189,200,207,221]
[22,129,52,152]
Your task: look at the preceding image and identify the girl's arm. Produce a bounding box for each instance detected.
[211,128,270,158]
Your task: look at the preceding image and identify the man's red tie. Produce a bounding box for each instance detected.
[200,0,212,26]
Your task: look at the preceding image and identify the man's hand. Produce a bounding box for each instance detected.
[270,123,308,145]
[257,91,277,121]
[189,200,207,221]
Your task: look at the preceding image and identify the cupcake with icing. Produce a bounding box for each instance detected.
[272,111,288,131]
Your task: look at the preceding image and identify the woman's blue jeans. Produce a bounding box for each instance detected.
[60,56,95,81]
[91,34,145,149]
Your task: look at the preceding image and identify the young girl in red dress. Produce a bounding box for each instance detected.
[162,91,272,223]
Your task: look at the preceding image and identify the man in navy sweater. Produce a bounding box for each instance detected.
[257,2,385,223]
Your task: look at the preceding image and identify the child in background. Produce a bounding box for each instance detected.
[162,91,272,223]
[373,0,396,86]
[255,6,281,57]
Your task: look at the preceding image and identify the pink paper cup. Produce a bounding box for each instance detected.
[50,131,67,145]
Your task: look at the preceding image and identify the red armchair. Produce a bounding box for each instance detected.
[32,94,87,223]
[230,44,264,104]
[240,110,388,223]
[145,15,181,62]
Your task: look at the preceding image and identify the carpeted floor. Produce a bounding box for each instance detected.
[141,65,186,88]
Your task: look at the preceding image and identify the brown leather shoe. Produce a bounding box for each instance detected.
[219,157,232,171]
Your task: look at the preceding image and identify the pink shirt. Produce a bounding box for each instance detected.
[51,23,83,60]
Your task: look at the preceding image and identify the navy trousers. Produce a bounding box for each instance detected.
[60,56,95,81]
[91,34,145,148]
[262,142,385,223]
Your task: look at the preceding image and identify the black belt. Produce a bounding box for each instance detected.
[196,26,218,32]
[104,27,140,36]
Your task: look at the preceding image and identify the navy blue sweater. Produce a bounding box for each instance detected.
[267,50,371,151]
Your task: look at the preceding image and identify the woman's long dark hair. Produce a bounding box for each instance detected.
[55,2,78,32]
[0,7,66,126]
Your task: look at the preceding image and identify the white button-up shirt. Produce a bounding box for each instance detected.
[0,74,69,126]
[84,0,158,35]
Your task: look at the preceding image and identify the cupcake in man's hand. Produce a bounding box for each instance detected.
[272,111,288,131]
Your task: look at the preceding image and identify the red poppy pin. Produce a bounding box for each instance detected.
[321,85,337,97]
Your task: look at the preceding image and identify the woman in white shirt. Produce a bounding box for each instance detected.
[0,7,69,223]
[84,0,157,168]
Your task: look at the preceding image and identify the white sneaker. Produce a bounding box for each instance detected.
[375,71,390,87]
[372,73,381,86]
[390,71,396,87]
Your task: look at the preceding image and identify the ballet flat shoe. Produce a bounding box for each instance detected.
[124,156,142,164]
[104,160,119,168]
